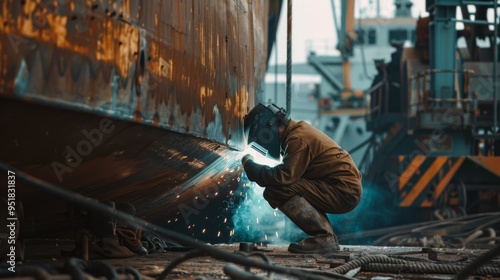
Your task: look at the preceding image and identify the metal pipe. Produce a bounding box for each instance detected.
[435,18,494,25]
[342,0,355,91]
[331,0,341,41]
[286,0,292,116]
[461,1,500,6]
[274,35,278,104]
[495,0,499,137]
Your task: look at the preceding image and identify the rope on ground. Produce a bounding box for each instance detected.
[331,255,405,274]
[290,267,360,280]
[456,243,500,280]
[364,262,500,277]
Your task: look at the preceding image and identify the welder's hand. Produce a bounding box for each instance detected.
[241,154,254,166]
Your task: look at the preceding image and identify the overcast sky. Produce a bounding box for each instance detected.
[270,0,428,65]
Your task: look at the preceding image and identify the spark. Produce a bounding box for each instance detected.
[276,232,279,237]
[176,195,180,199]
[273,212,277,217]
[175,218,178,222]
[168,220,171,223]
[215,192,218,196]
[202,228,206,233]
[229,190,233,195]
[256,218,259,224]
[230,230,234,236]
[265,235,268,240]
[224,218,227,223]
[217,231,221,237]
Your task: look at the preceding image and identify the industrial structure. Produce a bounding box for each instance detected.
[363,0,500,225]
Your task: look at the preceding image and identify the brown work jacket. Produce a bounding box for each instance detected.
[244,120,362,192]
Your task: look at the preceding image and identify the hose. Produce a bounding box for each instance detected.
[223,264,269,280]
[65,258,119,280]
[487,228,496,245]
[459,180,467,212]
[157,249,205,280]
[372,230,414,246]
[293,268,358,280]
[117,267,142,280]
[12,266,52,280]
[243,252,274,278]
[463,230,483,247]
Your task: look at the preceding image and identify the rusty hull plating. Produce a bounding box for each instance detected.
[0,0,270,242]
[0,0,268,142]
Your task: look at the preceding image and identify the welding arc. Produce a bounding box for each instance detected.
[0,161,355,280]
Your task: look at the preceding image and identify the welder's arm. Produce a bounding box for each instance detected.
[242,137,311,186]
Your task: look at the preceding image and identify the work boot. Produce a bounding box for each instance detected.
[279,195,340,254]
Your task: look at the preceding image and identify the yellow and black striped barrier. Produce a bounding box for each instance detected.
[397,156,500,207]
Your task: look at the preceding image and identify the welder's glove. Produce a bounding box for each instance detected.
[241,154,254,167]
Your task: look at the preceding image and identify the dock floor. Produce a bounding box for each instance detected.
[8,239,500,279]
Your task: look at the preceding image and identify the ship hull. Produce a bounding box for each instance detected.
[0,0,272,243]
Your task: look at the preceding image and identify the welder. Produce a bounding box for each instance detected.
[241,103,362,254]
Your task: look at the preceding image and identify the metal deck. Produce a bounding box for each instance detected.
[8,240,500,279]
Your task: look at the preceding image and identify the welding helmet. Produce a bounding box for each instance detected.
[244,104,290,161]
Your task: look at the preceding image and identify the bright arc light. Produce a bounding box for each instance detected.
[242,145,281,167]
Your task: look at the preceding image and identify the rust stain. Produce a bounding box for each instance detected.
[134,97,142,122]
[233,85,249,119]
[0,0,269,152]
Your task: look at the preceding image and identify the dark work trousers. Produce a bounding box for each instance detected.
[263,178,361,214]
